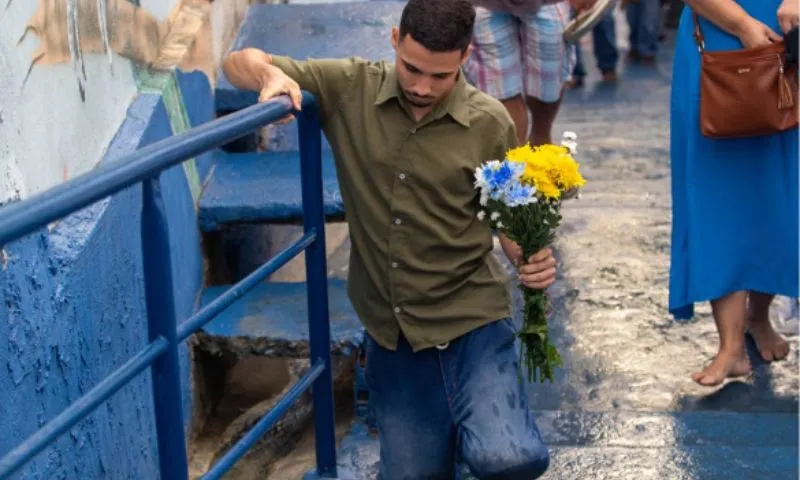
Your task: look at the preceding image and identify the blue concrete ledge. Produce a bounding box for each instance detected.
[198,279,362,357]
[197,150,344,230]
[176,70,216,182]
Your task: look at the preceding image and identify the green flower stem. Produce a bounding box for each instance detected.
[501,198,564,383]
[519,287,562,383]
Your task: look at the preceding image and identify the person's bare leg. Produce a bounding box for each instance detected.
[747,291,790,362]
[500,95,529,145]
[692,291,752,386]
[526,95,562,146]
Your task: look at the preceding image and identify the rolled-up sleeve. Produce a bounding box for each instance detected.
[270,56,359,122]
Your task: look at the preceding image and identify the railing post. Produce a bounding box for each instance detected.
[298,96,337,478]
[141,176,189,480]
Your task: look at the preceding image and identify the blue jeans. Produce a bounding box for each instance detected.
[573,10,619,77]
[365,319,550,480]
[626,0,661,57]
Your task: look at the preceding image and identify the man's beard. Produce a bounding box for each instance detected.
[403,91,435,108]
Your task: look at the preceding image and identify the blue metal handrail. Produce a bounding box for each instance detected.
[0,91,337,479]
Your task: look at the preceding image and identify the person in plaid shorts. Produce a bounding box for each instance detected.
[465,0,596,146]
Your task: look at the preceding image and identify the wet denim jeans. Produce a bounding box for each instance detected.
[573,9,619,77]
[364,318,550,480]
[626,0,661,58]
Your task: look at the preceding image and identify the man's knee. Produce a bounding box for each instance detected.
[467,441,550,480]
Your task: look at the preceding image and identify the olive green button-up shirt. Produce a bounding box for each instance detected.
[271,55,517,352]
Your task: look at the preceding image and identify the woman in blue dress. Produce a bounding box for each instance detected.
[670,0,798,386]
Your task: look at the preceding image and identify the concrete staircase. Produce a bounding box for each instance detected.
[184,3,403,477]
[195,2,402,354]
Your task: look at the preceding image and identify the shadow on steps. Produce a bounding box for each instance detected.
[188,350,356,479]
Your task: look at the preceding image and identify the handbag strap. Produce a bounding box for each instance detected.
[693,12,705,52]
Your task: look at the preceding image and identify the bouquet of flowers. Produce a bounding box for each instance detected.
[474,132,586,383]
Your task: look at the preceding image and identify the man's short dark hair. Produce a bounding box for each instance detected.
[398,0,476,53]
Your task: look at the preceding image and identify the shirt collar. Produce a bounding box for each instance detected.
[374,66,471,127]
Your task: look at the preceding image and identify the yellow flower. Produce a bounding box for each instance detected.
[548,150,586,191]
[505,144,534,163]
[532,174,561,199]
[506,143,586,200]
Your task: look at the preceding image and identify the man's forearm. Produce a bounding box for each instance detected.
[222,48,275,92]
[682,0,750,38]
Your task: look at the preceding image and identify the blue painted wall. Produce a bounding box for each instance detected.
[0,87,204,478]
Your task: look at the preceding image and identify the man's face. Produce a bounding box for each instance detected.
[391,28,471,109]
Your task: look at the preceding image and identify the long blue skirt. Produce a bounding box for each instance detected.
[669,2,799,319]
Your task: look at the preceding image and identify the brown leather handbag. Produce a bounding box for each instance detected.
[693,13,798,139]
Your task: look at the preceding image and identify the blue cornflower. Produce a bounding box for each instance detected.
[503,181,537,207]
[490,162,514,189]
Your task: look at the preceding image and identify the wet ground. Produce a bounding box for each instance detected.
[225,3,799,478]
[526,24,800,415]
[537,17,798,417]
[514,18,799,480]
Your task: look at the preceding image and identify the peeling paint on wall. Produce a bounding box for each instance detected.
[2,0,273,216]
[0,91,203,480]
[96,0,113,70]
[23,0,160,66]
[0,152,26,207]
[1,0,139,203]
[21,0,215,98]
[154,1,211,70]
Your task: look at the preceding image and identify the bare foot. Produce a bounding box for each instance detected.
[691,352,751,387]
[748,316,790,362]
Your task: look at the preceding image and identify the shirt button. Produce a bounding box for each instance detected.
[398,173,407,180]
[394,306,401,313]
[394,218,402,225]
[410,128,417,134]
[391,262,399,268]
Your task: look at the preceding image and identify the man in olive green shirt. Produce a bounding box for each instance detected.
[223,0,557,477]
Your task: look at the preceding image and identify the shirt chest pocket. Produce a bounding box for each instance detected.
[410,138,483,207]
[363,121,485,210]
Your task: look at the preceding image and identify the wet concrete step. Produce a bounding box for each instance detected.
[215,1,402,152]
[334,410,799,479]
[543,445,797,480]
[195,279,362,357]
[197,150,344,230]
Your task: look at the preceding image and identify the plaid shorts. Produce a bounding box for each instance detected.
[464,2,575,103]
